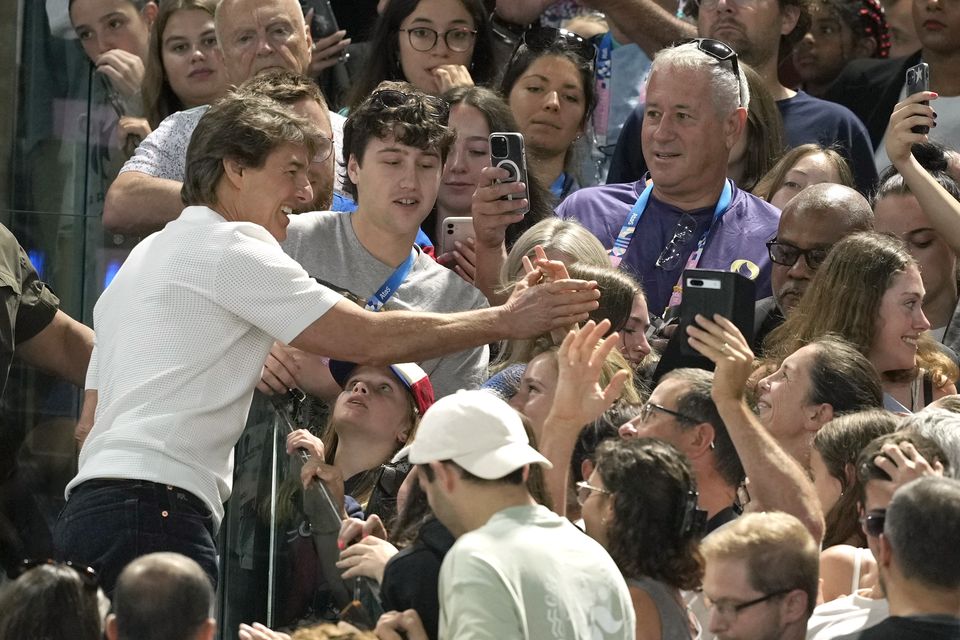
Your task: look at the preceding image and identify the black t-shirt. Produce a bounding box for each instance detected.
[836,615,960,640]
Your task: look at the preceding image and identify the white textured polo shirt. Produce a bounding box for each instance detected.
[68,206,342,526]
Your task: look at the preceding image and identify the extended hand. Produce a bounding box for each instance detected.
[95,49,145,98]
[884,91,937,167]
[308,23,350,75]
[686,314,754,404]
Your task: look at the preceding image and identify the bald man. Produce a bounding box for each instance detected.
[754,184,874,352]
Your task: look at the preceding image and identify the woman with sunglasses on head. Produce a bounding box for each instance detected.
[0,560,106,640]
[764,232,958,413]
[500,27,597,201]
[344,0,496,113]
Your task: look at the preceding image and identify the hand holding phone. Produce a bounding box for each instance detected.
[905,62,930,134]
[489,132,531,215]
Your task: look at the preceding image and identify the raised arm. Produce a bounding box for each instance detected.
[885,91,960,254]
[471,166,528,306]
[582,0,696,56]
[687,314,825,541]
[291,266,600,366]
[103,171,184,235]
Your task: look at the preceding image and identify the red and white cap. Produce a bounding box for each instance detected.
[329,360,435,416]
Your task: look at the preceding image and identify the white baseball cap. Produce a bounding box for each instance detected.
[392,390,553,479]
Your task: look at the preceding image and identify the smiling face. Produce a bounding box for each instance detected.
[869,265,930,374]
[397,0,476,94]
[756,343,821,442]
[507,55,586,159]
[642,66,743,204]
[508,352,559,439]
[770,152,845,210]
[71,0,153,62]
[874,193,957,329]
[231,141,313,240]
[215,0,310,84]
[437,103,491,217]
[161,8,228,108]
[348,132,444,238]
[332,365,413,445]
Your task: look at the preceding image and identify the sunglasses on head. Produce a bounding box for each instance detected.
[18,559,99,589]
[370,89,450,124]
[672,38,744,107]
[509,27,598,70]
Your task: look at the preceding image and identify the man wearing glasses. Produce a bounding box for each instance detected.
[700,512,819,640]
[558,39,780,317]
[753,183,874,352]
[103,0,348,234]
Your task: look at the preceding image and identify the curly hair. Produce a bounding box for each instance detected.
[813,409,899,548]
[764,232,958,387]
[341,80,456,203]
[813,0,890,58]
[594,438,704,591]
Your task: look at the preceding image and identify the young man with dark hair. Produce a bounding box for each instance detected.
[264,81,490,399]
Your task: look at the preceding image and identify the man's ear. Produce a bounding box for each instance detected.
[581,458,595,483]
[346,153,361,186]
[105,614,119,640]
[780,588,810,625]
[688,422,717,459]
[877,532,894,568]
[197,618,216,640]
[222,158,245,190]
[431,461,459,493]
[141,1,159,27]
[724,107,748,151]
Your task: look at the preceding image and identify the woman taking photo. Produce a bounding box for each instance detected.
[345,0,496,111]
[500,27,596,201]
[765,231,958,412]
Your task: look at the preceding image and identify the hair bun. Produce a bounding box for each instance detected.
[911,142,949,173]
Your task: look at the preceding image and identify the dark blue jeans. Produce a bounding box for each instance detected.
[53,479,218,595]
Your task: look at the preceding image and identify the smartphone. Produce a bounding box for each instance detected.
[440,216,474,256]
[906,62,930,134]
[489,132,531,215]
[678,269,756,357]
[301,0,339,41]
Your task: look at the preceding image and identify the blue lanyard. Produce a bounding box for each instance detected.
[365,249,416,312]
[609,179,733,267]
[550,172,576,200]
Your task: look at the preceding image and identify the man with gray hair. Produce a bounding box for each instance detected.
[833,477,960,640]
[106,552,215,640]
[558,40,780,317]
[754,183,874,351]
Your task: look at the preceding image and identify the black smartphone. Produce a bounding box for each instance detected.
[906,62,930,134]
[678,269,756,357]
[489,132,531,215]
[301,0,339,41]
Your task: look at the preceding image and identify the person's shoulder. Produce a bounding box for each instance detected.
[733,186,781,220]
[783,92,865,125]
[558,180,643,218]
[834,56,908,84]
[286,210,340,236]
[157,105,209,134]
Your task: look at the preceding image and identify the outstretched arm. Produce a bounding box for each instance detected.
[687,314,825,541]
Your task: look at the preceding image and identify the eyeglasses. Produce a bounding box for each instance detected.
[509,27,598,70]
[673,38,743,107]
[398,26,477,53]
[655,213,697,270]
[640,401,700,424]
[860,509,886,538]
[766,240,831,270]
[310,135,334,165]
[703,589,792,619]
[19,559,99,589]
[370,89,450,124]
[575,480,612,506]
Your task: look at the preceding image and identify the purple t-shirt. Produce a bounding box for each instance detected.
[557,179,780,314]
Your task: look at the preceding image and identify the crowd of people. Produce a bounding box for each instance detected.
[2,0,960,638]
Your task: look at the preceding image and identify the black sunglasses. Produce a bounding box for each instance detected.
[766,240,831,270]
[370,89,450,124]
[509,27,598,70]
[860,509,886,538]
[673,38,743,107]
[19,559,98,589]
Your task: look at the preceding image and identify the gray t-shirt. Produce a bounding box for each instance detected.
[282,210,489,397]
[439,504,637,640]
[119,105,346,189]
